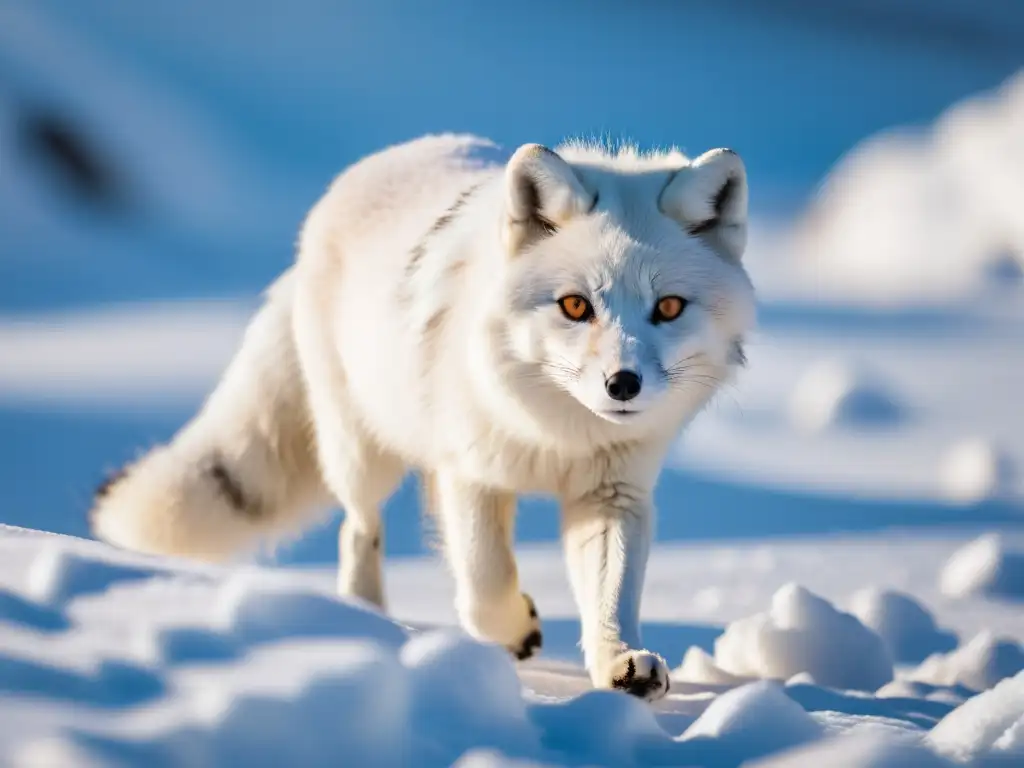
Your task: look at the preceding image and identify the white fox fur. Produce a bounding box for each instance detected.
[90,133,755,701]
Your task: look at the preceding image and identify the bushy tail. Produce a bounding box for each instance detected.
[89,269,330,561]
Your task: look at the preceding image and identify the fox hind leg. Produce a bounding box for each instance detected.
[319,424,405,610]
[302,364,404,610]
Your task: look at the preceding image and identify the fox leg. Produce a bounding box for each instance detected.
[560,481,670,701]
[317,422,405,610]
[430,471,542,660]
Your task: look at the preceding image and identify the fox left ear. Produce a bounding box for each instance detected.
[503,143,595,255]
[659,148,748,262]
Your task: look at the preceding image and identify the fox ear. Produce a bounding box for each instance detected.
[503,143,595,254]
[659,148,748,262]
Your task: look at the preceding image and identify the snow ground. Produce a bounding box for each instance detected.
[3,2,1024,766]
[2,525,1023,767]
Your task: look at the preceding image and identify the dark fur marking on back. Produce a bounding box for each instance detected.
[208,459,253,516]
[428,184,480,236]
[405,182,483,281]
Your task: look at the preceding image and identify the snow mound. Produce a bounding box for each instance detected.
[27,544,158,604]
[680,680,823,765]
[532,689,670,767]
[0,300,252,409]
[401,630,539,765]
[940,440,1016,506]
[9,736,113,768]
[0,587,68,632]
[789,360,903,434]
[927,669,1024,765]
[213,572,409,648]
[875,679,974,708]
[135,626,239,666]
[908,632,1024,693]
[849,588,958,665]
[190,640,411,767]
[748,730,954,768]
[673,645,751,687]
[940,534,1024,601]
[790,70,1024,303]
[453,750,559,768]
[710,583,894,692]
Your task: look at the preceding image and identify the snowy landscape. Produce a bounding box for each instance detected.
[2,2,1024,766]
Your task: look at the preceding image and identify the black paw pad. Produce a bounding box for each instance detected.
[612,657,666,698]
[514,629,543,661]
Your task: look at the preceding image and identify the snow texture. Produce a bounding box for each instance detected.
[849,588,958,665]
[679,680,823,764]
[940,440,1016,506]
[789,360,904,435]
[927,670,1024,765]
[1,528,1021,767]
[748,730,956,768]
[907,632,1024,693]
[790,71,1024,304]
[706,583,894,692]
[940,535,1024,602]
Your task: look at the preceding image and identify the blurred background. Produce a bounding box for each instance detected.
[2,0,1022,563]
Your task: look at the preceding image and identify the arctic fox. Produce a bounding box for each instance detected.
[90,134,755,701]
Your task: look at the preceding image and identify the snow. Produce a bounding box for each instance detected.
[3,1,1024,766]
[907,632,1024,693]
[27,544,162,604]
[749,730,956,768]
[679,680,823,763]
[940,440,1016,506]
[213,573,409,649]
[3,530,1024,766]
[789,360,904,435]
[849,588,958,665]
[401,631,539,765]
[700,583,894,692]
[787,71,1024,305]
[927,670,1024,765]
[940,535,1024,602]
[0,300,252,410]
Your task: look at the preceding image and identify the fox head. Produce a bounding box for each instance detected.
[498,141,755,429]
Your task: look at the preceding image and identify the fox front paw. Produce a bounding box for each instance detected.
[598,650,670,701]
[508,594,542,661]
[461,592,543,662]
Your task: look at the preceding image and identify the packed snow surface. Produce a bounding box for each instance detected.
[3,527,1024,767]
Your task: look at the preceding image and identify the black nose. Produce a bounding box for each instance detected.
[605,370,642,402]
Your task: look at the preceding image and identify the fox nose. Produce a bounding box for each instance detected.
[605,370,642,402]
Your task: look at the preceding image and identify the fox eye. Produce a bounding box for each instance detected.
[651,295,688,324]
[558,295,593,322]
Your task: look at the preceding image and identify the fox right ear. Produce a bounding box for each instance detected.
[659,148,748,262]
[502,144,594,254]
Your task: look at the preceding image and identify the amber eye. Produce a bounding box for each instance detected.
[652,295,688,324]
[558,295,593,322]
